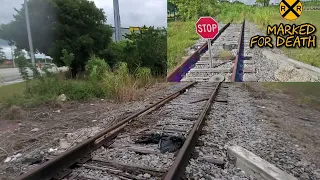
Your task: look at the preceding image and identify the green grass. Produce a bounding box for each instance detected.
[262,82,320,108]
[279,11,320,67]
[167,21,199,72]
[0,83,26,103]
[247,8,320,67]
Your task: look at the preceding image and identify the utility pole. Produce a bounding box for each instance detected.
[24,0,36,66]
[113,0,121,42]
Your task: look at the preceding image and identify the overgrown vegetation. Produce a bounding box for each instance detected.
[1,55,155,107]
[168,0,320,70]
[0,0,167,108]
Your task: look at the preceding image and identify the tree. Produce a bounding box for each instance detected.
[0,47,6,64]
[256,0,270,6]
[0,0,113,77]
[168,0,217,20]
[122,27,167,76]
[60,49,74,68]
[233,1,245,5]
[168,1,178,20]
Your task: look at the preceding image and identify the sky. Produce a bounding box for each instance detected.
[0,0,167,59]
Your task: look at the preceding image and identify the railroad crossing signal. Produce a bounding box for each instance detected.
[195,17,219,39]
[280,0,303,20]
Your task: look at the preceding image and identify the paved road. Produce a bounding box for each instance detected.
[0,68,32,85]
[0,66,68,86]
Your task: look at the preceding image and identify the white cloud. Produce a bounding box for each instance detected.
[93,0,167,28]
[0,0,167,27]
[1,46,12,59]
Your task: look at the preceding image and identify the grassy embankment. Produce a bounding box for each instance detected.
[279,11,320,67]
[0,82,25,100]
[168,21,199,72]
[168,3,320,72]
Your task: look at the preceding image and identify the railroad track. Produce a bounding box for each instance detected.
[167,19,262,83]
[17,80,231,180]
[182,20,254,82]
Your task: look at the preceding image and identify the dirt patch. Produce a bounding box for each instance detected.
[0,82,171,180]
[243,83,320,168]
[1,105,26,120]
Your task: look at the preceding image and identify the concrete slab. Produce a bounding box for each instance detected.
[228,145,297,180]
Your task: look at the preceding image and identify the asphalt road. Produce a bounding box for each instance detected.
[0,66,68,86]
[0,68,32,85]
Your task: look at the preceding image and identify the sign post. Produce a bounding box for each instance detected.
[195,17,219,68]
[207,39,212,68]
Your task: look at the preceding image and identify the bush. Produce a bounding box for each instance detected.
[86,55,111,81]
[135,67,152,87]
[102,27,167,77]
[102,62,136,102]
[60,49,74,67]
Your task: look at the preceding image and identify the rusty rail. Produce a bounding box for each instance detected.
[231,20,245,82]
[163,82,222,179]
[17,82,197,180]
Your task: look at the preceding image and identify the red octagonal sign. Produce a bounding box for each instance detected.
[196,17,219,39]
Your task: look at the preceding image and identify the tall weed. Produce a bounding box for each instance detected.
[103,62,137,102]
[135,67,152,87]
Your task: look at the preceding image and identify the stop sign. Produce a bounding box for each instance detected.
[196,17,219,39]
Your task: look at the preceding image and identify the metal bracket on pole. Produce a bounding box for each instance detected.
[208,39,213,68]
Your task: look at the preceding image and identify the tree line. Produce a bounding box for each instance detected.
[0,0,167,77]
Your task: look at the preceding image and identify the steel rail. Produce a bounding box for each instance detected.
[231,20,245,82]
[17,82,197,180]
[163,82,222,180]
[167,20,232,82]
